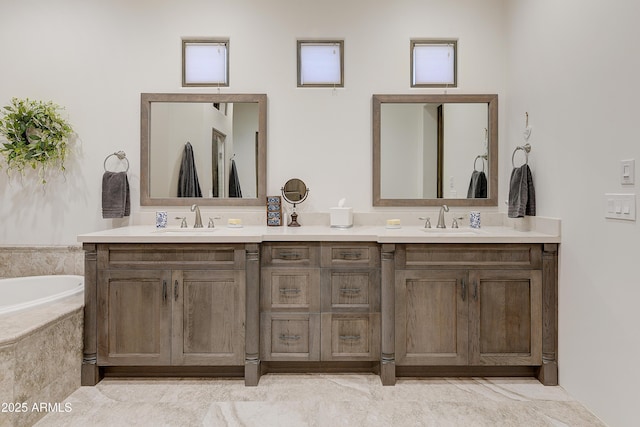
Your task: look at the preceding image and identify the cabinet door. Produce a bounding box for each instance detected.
[395,270,468,365]
[468,270,542,365]
[172,270,245,365]
[97,269,172,365]
[320,313,380,361]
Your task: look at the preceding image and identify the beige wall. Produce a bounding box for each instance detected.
[0,0,508,245]
[506,1,640,426]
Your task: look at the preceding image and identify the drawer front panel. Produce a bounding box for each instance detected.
[321,269,380,312]
[262,243,319,267]
[261,313,320,361]
[321,313,380,361]
[99,244,243,269]
[321,243,380,268]
[261,268,320,312]
[397,244,542,269]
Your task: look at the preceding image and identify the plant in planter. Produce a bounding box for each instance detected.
[0,97,74,183]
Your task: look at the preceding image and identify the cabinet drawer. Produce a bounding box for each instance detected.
[396,244,542,269]
[98,244,244,270]
[321,313,380,361]
[260,313,320,361]
[262,243,320,267]
[261,268,320,312]
[321,269,380,312]
[321,243,380,268]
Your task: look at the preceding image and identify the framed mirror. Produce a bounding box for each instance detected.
[373,94,498,207]
[141,93,267,206]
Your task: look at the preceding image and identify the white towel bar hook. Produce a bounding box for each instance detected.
[512,143,531,168]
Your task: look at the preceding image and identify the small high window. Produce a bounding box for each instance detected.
[297,40,344,87]
[182,39,229,87]
[411,39,457,88]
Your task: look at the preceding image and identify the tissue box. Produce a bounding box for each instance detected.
[330,207,353,228]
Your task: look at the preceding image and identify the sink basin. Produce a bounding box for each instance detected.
[153,228,217,234]
[420,228,480,236]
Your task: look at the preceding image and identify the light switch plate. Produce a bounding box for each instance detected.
[621,159,635,185]
[604,193,636,221]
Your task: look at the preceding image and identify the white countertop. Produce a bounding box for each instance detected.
[77,223,560,244]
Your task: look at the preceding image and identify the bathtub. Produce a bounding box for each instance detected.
[0,274,84,426]
[0,274,84,315]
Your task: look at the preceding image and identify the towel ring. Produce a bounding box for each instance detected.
[511,143,531,168]
[104,151,129,172]
[474,155,486,173]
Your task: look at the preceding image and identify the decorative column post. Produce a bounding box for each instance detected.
[244,243,261,386]
[538,243,558,385]
[380,243,396,385]
[81,244,100,386]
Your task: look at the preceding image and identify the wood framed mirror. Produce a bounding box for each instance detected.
[373,94,498,207]
[140,93,267,206]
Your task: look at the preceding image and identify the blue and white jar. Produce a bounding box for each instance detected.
[469,211,481,229]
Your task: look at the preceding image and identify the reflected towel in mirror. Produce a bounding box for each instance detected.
[177,142,202,197]
[467,170,487,198]
[229,159,242,198]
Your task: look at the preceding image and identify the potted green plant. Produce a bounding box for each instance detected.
[0,97,74,183]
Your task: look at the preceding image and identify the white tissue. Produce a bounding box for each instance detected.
[338,198,346,208]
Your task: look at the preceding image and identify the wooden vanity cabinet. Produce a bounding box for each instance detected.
[84,243,252,384]
[260,242,380,364]
[386,243,557,386]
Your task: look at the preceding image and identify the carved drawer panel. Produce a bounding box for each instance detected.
[320,269,380,312]
[260,313,320,361]
[262,243,320,267]
[98,244,244,270]
[261,268,321,312]
[396,244,542,269]
[321,313,380,361]
[321,243,380,268]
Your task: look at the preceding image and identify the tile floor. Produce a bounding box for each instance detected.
[34,374,606,426]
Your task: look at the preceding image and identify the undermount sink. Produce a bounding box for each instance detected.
[153,228,217,233]
[420,228,481,235]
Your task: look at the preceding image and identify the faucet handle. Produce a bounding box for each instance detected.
[175,216,188,228]
[451,216,464,228]
[207,216,222,228]
[419,217,431,228]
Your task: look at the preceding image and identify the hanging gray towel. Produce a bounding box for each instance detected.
[228,159,242,198]
[508,164,536,218]
[102,171,130,218]
[467,170,487,198]
[177,142,202,197]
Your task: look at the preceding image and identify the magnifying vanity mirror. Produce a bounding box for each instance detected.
[281,178,309,226]
[373,94,498,207]
[140,93,267,206]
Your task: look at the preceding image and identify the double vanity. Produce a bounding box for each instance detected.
[78,92,558,387]
[78,219,559,387]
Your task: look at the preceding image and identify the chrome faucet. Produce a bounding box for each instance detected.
[191,204,203,228]
[436,205,449,228]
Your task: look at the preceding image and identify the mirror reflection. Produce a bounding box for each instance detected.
[141,93,267,206]
[373,94,498,207]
